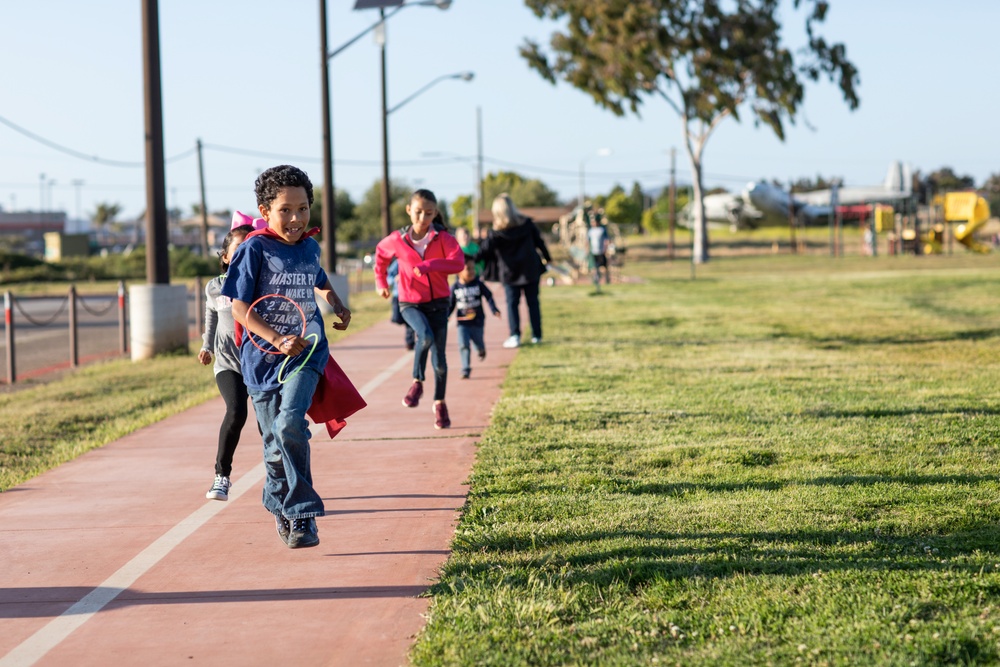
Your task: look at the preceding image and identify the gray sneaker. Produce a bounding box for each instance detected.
[287,517,320,549]
[206,474,231,501]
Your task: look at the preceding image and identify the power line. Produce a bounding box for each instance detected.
[0,113,760,189]
[0,112,196,166]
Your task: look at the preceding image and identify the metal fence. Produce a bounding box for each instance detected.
[2,267,374,385]
[2,282,128,384]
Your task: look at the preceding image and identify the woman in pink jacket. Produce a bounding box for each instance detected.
[374,189,465,429]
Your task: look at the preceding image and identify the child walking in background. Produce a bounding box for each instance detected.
[387,258,415,351]
[374,189,464,429]
[223,165,351,549]
[449,255,501,379]
[198,222,253,501]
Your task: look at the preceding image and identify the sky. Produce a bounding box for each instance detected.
[1,1,998,228]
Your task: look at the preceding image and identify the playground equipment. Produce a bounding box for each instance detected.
[917,193,992,255]
[943,192,991,253]
[552,206,625,283]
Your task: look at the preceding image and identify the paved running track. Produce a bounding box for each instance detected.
[0,290,520,667]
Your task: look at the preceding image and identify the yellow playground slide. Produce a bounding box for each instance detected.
[944,192,992,253]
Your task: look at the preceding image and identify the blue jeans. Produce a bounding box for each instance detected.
[457,324,485,373]
[250,366,324,520]
[504,281,542,340]
[400,299,449,401]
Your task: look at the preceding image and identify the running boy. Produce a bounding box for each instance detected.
[198,222,253,501]
[373,189,464,429]
[449,255,501,379]
[223,165,351,549]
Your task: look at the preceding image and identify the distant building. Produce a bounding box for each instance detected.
[0,210,66,255]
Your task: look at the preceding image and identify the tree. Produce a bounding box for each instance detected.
[925,167,975,194]
[642,185,690,233]
[521,0,859,262]
[981,172,1000,217]
[482,171,560,207]
[604,187,643,228]
[91,202,121,241]
[450,194,474,230]
[348,180,413,248]
[309,187,356,233]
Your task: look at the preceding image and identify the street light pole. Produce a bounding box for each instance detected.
[579,148,612,210]
[381,70,474,237]
[379,8,392,238]
[319,0,450,271]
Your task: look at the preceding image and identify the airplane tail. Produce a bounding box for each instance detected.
[883,161,912,194]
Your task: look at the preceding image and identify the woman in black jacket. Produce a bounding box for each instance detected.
[477,193,552,348]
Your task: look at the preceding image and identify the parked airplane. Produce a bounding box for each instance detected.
[680,191,767,230]
[679,161,914,230]
[744,161,914,226]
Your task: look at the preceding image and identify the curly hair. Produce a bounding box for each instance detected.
[255,165,314,210]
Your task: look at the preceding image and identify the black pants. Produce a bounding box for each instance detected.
[214,369,250,476]
[400,299,450,402]
[504,281,542,340]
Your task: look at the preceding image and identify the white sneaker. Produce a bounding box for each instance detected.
[502,335,520,349]
[206,474,231,501]
[530,337,541,344]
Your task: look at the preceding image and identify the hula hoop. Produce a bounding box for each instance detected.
[277,333,320,384]
[247,293,306,355]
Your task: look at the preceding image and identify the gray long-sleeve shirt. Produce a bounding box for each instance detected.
[201,275,242,376]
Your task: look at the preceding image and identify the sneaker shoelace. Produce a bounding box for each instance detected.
[292,518,311,533]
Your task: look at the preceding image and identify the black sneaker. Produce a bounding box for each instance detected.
[461,369,470,379]
[477,348,486,361]
[287,517,320,549]
[275,515,291,545]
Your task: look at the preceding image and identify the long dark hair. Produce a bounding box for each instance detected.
[219,225,253,271]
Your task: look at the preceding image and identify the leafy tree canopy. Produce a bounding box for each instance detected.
[925,167,975,193]
[482,171,561,208]
[520,0,859,262]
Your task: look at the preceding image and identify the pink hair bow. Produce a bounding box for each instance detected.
[231,210,267,231]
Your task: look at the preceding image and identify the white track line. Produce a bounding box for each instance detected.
[1,351,411,667]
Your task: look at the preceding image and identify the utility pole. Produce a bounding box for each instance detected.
[787,178,797,254]
[668,147,676,261]
[196,138,209,258]
[476,105,484,239]
[141,0,169,284]
[319,0,337,272]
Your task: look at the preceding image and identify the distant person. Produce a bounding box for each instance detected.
[454,225,483,274]
[387,258,416,351]
[449,255,501,379]
[223,164,352,549]
[587,210,611,289]
[476,193,551,348]
[373,189,465,429]
[197,221,254,502]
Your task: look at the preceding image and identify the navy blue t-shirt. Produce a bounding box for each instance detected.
[221,234,330,392]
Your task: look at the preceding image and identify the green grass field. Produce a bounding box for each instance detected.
[410,249,1000,666]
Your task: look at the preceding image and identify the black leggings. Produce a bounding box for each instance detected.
[214,370,250,476]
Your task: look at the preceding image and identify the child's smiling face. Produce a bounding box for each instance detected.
[260,186,310,244]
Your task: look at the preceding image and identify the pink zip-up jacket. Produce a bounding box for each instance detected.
[374,226,465,303]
